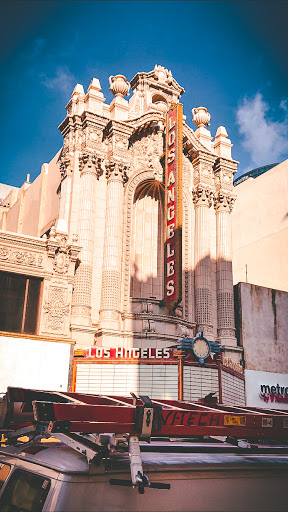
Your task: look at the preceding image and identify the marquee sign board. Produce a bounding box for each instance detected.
[164,103,183,308]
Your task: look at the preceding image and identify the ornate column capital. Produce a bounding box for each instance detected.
[59,155,73,181]
[192,185,213,208]
[213,190,236,213]
[106,159,129,184]
[78,151,104,178]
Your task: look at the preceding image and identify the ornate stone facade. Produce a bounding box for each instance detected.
[0,64,242,365]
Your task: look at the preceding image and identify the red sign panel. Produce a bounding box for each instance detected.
[84,347,175,360]
[164,104,183,308]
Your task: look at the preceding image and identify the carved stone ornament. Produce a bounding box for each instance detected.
[44,286,70,331]
[79,152,104,178]
[0,246,43,268]
[192,106,211,128]
[128,130,164,178]
[46,229,79,274]
[109,75,130,97]
[176,323,189,337]
[59,155,72,181]
[223,357,244,375]
[213,191,236,213]
[153,65,173,85]
[192,185,213,207]
[53,250,69,274]
[106,160,129,184]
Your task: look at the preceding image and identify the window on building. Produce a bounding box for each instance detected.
[0,272,42,335]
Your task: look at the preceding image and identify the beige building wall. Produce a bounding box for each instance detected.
[5,190,22,233]
[21,173,43,236]
[3,152,61,238]
[235,282,288,374]
[232,160,288,291]
[39,151,61,235]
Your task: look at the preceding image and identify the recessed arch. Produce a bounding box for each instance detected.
[152,93,167,105]
[130,179,165,300]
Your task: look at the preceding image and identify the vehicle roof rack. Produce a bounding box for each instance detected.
[1,387,288,493]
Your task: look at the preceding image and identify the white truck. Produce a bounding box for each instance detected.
[0,387,288,512]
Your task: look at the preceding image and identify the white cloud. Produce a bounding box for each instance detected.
[280,98,288,113]
[41,66,75,95]
[236,93,288,166]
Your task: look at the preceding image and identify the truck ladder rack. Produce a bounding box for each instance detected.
[1,387,288,494]
[1,386,288,440]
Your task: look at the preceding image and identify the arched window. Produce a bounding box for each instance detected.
[130,180,164,299]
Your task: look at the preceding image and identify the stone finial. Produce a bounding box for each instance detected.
[88,78,101,92]
[72,83,85,96]
[67,83,85,116]
[213,126,233,159]
[85,78,105,115]
[215,126,228,138]
[192,106,211,128]
[109,75,130,97]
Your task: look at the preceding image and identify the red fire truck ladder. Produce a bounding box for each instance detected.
[1,387,288,493]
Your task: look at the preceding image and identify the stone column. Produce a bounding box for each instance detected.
[192,185,214,337]
[57,156,73,233]
[214,191,236,343]
[99,160,128,330]
[71,152,103,325]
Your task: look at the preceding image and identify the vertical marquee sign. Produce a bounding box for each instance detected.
[164,103,183,309]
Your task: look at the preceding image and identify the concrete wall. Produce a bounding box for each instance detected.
[235,282,288,373]
[2,152,61,237]
[21,174,43,236]
[40,151,61,235]
[5,190,21,232]
[232,160,288,291]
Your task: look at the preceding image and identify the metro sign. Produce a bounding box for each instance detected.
[164,103,183,308]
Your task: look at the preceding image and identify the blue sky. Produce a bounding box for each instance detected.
[1,0,288,186]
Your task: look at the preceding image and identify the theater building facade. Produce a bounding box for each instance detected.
[0,66,244,404]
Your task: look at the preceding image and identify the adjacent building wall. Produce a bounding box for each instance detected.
[40,151,61,235]
[235,282,288,373]
[232,160,288,291]
[2,152,61,238]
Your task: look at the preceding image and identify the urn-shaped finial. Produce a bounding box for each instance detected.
[109,74,130,97]
[192,106,211,128]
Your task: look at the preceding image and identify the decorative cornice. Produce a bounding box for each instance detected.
[183,123,213,156]
[0,330,75,344]
[127,111,165,132]
[0,230,47,249]
[104,119,134,139]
